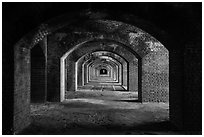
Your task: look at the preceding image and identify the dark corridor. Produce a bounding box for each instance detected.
[31,44,46,103]
[2,2,202,135]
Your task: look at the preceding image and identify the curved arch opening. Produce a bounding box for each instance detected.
[13,11,171,134]
[100,68,108,75]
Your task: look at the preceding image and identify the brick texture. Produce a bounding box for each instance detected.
[14,41,31,134]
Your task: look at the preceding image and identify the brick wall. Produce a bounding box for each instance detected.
[47,35,61,101]
[183,42,202,132]
[129,60,138,92]
[31,44,46,102]
[142,48,169,102]
[2,40,14,134]
[14,41,31,134]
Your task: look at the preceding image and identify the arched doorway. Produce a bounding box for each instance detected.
[100,68,107,75]
[31,44,46,103]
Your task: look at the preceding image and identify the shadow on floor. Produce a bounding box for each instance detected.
[18,101,201,135]
[19,120,185,135]
[113,99,141,103]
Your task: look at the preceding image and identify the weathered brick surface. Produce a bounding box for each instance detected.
[129,60,138,92]
[14,41,31,134]
[142,49,169,102]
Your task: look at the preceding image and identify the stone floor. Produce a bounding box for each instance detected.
[66,90,138,101]
[18,89,184,135]
[78,85,126,91]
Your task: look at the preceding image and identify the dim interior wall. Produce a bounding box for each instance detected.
[31,44,46,103]
[64,56,76,98]
[47,35,64,101]
[3,40,14,134]
[83,62,88,85]
[13,35,48,133]
[122,62,128,89]
[142,47,169,102]
[169,50,184,130]
[129,59,138,92]
[183,42,202,132]
[14,41,31,134]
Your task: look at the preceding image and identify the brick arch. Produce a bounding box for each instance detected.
[13,11,170,133]
[87,57,120,84]
[85,56,121,84]
[46,18,169,102]
[76,51,128,90]
[60,40,139,101]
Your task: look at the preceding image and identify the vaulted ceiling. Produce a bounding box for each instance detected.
[3,2,201,48]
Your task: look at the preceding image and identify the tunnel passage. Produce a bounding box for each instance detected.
[78,51,128,87]
[13,14,170,134]
[49,19,169,103]
[87,57,120,84]
[60,40,140,101]
[100,68,107,75]
[77,52,126,91]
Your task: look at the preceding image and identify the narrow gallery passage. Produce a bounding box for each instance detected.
[20,16,171,134]
[12,7,192,135]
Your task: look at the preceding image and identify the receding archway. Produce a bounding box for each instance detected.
[60,40,140,101]
[100,68,107,75]
[13,11,170,134]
